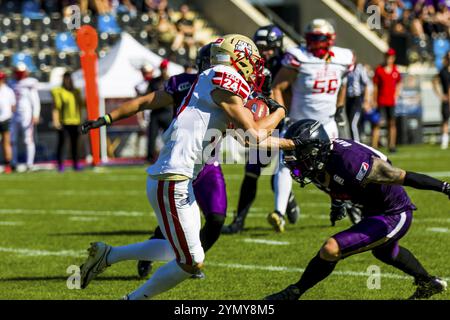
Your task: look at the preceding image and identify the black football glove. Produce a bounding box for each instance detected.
[330,199,347,226]
[262,96,287,115]
[260,68,272,97]
[335,107,346,127]
[444,182,450,200]
[81,114,112,134]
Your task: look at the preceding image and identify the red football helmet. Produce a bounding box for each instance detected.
[305,19,336,59]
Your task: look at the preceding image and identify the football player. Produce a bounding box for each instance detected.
[78,34,295,300]
[264,119,449,300]
[82,44,227,280]
[10,63,41,171]
[268,19,360,232]
[222,25,300,235]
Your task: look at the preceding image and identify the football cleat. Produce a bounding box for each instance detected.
[221,217,244,234]
[264,285,301,300]
[191,270,206,280]
[267,211,285,233]
[80,242,111,289]
[137,260,153,279]
[286,193,300,224]
[408,277,447,300]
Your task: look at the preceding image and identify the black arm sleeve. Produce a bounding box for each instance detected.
[404,171,449,194]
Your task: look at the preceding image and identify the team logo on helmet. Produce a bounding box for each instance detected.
[235,40,253,56]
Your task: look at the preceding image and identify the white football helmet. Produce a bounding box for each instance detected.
[305,19,336,58]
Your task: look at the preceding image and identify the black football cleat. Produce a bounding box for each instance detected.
[137,260,153,279]
[263,285,301,300]
[221,217,244,234]
[286,192,300,224]
[190,270,206,280]
[408,277,447,300]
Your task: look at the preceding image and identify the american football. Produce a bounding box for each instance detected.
[245,97,270,121]
[0,0,449,309]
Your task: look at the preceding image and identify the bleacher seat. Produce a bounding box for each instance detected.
[22,0,45,19]
[12,52,37,72]
[0,53,12,68]
[55,32,78,53]
[0,34,17,51]
[97,14,121,34]
[19,34,35,51]
[0,1,21,14]
[1,17,16,34]
[433,38,450,70]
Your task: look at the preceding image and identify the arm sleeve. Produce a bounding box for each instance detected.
[30,86,41,119]
[281,52,301,70]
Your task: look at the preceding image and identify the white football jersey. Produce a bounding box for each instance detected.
[12,77,41,125]
[147,65,251,179]
[0,84,16,122]
[282,46,354,124]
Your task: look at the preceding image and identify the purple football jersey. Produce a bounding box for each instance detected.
[164,72,197,115]
[320,139,416,216]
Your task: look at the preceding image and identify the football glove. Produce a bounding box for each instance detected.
[261,96,287,115]
[330,199,347,226]
[81,114,112,134]
[260,68,273,97]
[444,182,450,200]
[335,107,346,127]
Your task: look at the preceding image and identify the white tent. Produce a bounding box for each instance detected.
[73,32,184,98]
[72,32,184,162]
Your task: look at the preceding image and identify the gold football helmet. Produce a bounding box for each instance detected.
[210,34,265,92]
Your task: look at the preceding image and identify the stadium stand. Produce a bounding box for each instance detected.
[339,0,450,66]
[0,0,218,81]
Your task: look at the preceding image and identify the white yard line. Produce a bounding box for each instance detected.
[0,209,148,217]
[69,217,101,222]
[427,227,450,233]
[243,239,290,246]
[0,247,85,257]
[0,221,24,226]
[0,246,448,282]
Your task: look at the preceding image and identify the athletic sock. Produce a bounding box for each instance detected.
[127,259,191,300]
[293,253,337,296]
[376,246,432,283]
[441,133,449,149]
[235,174,258,223]
[200,214,225,252]
[274,165,293,216]
[107,239,175,264]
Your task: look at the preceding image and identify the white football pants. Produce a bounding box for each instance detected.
[146,177,205,265]
[10,120,35,167]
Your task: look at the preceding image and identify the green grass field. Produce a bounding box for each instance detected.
[0,145,449,300]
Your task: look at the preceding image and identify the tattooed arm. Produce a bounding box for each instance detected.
[365,157,450,199]
[364,157,406,185]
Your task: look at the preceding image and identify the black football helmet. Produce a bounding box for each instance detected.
[253,25,284,51]
[196,42,212,72]
[283,119,332,186]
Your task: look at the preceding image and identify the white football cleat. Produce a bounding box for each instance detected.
[80,242,111,289]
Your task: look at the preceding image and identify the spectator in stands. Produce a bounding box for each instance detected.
[117,0,138,17]
[371,48,402,153]
[155,6,176,51]
[171,4,197,60]
[10,63,41,171]
[0,72,16,174]
[51,71,84,172]
[146,59,172,162]
[433,50,450,149]
[346,61,371,142]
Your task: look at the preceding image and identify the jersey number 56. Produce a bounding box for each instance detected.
[312,79,338,94]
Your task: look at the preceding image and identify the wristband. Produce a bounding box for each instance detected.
[104,113,112,125]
